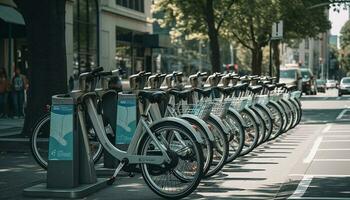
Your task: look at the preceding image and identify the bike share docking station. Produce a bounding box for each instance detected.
[23,94,107,198]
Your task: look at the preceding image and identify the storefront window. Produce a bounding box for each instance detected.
[73,0,99,73]
[116,0,144,13]
[116,28,145,79]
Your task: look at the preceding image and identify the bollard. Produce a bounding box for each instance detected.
[23,94,107,198]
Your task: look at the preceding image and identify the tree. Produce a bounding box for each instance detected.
[153,0,236,72]
[14,0,67,135]
[222,0,279,75]
[340,20,350,73]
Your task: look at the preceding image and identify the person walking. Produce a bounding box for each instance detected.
[0,68,9,118]
[11,67,28,118]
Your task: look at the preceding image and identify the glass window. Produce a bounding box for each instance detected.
[304,39,309,49]
[73,0,99,73]
[116,0,144,13]
[305,52,309,67]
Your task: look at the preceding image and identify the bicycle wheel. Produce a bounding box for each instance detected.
[266,102,283,140]
[30,113,103,170]
[250,106,266,146]
[279,99,294,133]
[254,104,273,144]
[224,110,245,163]
[181,117,213,176]
[239,108,259,156]
[139,120,204,199]
[204,115,229,177]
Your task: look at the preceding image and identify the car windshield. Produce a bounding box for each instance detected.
[342,78,350,84]
[280,70,296,79]
[301,69,310,79]
[327,80,336,83]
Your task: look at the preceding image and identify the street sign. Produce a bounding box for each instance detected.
[271,20,283,40]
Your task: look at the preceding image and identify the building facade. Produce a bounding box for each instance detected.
[1,0,163,83]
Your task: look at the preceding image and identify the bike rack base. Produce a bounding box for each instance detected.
[23,178,107,199]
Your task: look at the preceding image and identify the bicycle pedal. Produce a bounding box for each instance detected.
[107,176,116,185]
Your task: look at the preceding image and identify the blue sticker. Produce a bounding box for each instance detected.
[116,97,137,144]
[49,105,74,160]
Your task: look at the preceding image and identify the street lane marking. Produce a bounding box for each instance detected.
[322,140,350,142]
[289,174,350,177]
[313,159,350,162]
[318,149,350,151]
[324,135,350,138]
[288,175,313,199]
[303,136,323,163]
[336,109,349,120]
[327,131,350,133]
[289,197,350,199]
[322,124,332,133]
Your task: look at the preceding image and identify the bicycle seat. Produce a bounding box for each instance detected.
[217,87,235,96]
[194,88,213,98]
[275,83,286,88]
[233,83,249,91]
[138,90,167,104]
[285,85,297,91]
[168,89,192,100]
[248,85,263,94]
[265,84,276,91]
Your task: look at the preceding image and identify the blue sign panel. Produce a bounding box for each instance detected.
[116,96,137,144]
[49,105,74,160]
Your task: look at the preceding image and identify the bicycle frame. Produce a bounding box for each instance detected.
[82,95,170,165]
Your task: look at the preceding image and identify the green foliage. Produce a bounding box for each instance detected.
[340,20,350,49]
[340,20,350,73]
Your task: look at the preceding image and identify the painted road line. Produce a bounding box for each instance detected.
[318,149,350,151]
[288,175,313,199]
[289,174,350,177]
[313,159,350,162]
[327,131,350,133]
[303,136,323,163]
[322,140,350,142]
[324,135,350,138]
[289,197,350,199]
[322,124,332,133]
[336,109,349,120]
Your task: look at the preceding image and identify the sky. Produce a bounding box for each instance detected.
[329,8,348,36]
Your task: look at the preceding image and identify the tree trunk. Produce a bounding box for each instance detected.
[15,0,67,136]
[251,48,263,75]
[272,40,280,82]
[205,0,221,73]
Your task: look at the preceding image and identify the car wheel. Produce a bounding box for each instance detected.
[338,93,342,97]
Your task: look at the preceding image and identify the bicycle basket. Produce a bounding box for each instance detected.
[177,101,214,119]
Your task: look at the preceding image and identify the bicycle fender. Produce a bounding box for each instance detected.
[243,107,261,125]
[267,100,284,115]
[149,117,204,144]
[228,108,247,128]
[255,103,273,120]
[180,114,215,141]
[209,113,230,134]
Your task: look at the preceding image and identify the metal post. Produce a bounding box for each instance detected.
[8,23,12,77]
[199,40,202,72]
[269,37,272,76]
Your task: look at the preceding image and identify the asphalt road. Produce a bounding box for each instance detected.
[0,89,349,200]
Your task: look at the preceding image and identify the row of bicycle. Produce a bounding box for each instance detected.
[30,67,302,199]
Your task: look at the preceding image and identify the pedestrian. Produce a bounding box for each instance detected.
[11,67,28,118]
[0,68,9,118]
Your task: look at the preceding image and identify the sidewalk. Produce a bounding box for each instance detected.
[0,118,24,137]
[0,118,29,152]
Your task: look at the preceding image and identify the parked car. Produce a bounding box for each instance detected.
[300,68,317,95]
[338,77,350,96]
[316,79,326,93]
[326,80,337,89]
[280,68,302,91]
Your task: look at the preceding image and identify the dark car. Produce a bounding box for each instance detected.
[338,77,350,96]
[300,68,317,95]
[316,79,326,93]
